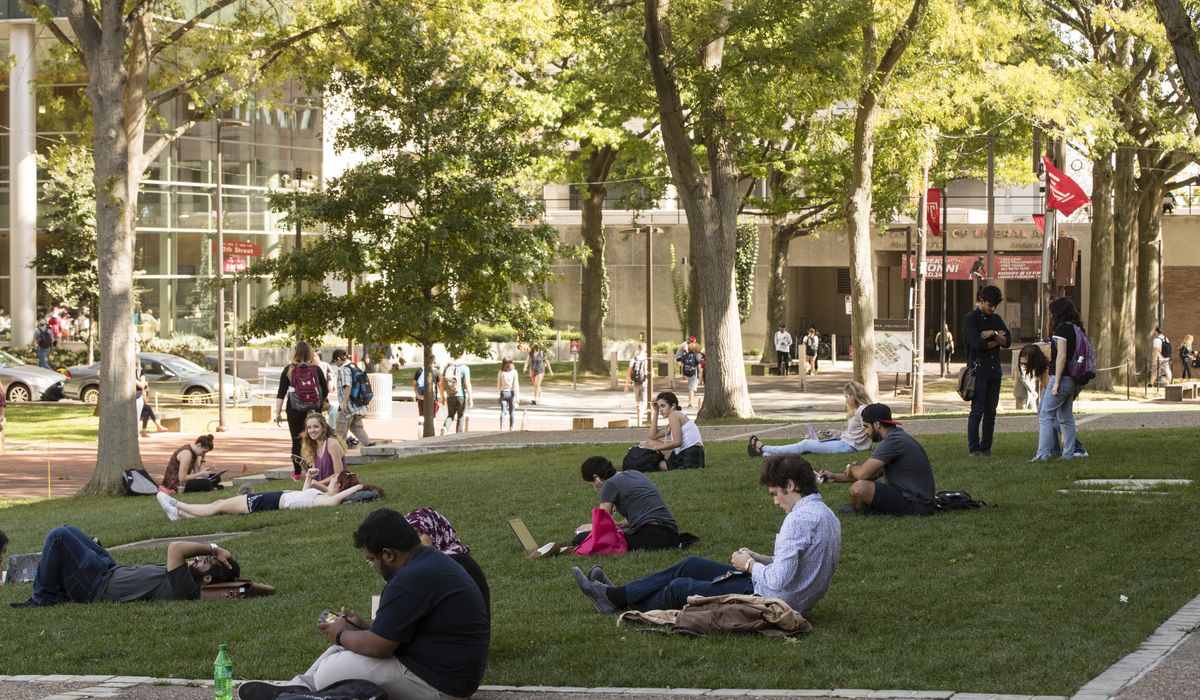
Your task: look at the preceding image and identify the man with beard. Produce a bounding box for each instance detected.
[818,403,936,516]
[237,508,489,700]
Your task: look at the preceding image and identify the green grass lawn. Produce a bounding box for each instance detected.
[1,428,1197,695]
[1,405,261,443]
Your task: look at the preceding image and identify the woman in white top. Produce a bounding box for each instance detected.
[747,381,874,457]
[155,467,365,521]
[639,391,705,470]
[496,356,520,431]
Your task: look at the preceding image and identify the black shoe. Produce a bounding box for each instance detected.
[837,503,855,514]
[10,599,38,608]
[237,681,309,700]
[346,437,360,447]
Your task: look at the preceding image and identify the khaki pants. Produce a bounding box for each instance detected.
[291,645,463,700]
[337,411,371,446]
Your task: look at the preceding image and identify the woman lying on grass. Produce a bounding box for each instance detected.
[155,467,379,521]
[747,381,874,458]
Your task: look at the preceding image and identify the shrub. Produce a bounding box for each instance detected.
[4,345,87,371]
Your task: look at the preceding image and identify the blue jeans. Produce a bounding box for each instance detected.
[1036,376,1078,460]
[763,439,855,457]
[37,346,51,369]
[499,390,515,428]
[622,556,754,612]
[967,373,1003,453]
[32,526,115,605]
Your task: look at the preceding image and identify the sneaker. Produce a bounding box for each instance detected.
[156,491,180,521]
[236,681,310,700]
[571,566,616,613]
[746,436,764,458]
[346,436,360,447]
[837,503,856,514]
[1074,450,1089,458]
[588,565,612,587]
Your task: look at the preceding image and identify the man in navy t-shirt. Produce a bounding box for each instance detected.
[238,509,489,700]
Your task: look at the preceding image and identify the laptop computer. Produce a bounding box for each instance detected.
[508,518,571,559]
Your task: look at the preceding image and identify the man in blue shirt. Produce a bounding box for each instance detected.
[961,285,1010,456]
[571,455,840,615]
[239,509,489,700]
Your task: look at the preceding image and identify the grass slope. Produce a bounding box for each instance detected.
[1,428,1196,695]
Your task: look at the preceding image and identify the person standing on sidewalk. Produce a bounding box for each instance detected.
[440,356,473,434]
[774,323,794,377]
[332,349,372,448]
[1152,326,1173,386]
[625,343,649,417]
[962,285,1010,457]
[496,357,520,431]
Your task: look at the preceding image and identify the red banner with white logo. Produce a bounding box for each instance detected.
[902,254,1042,280]
[926,188,942,237]
[1043,156,1090,216]
[1032,214,1045,235]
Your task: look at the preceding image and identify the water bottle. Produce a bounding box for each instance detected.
[214,643,233,700]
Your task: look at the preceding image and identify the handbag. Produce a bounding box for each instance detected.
[622,445,662,472]
[199,578,276,600]
[573,508,627,556]
[957,363,977,401]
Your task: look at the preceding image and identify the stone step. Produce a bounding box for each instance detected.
[231,474,270,488]
[362,443,401,457]
[262,467,295,480]
[344,454,374,466]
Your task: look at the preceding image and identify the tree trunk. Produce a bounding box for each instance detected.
[642,0,751,418]
[80,12,144,495]
[579,147,616,375]
[1135,182,1164,375]
[422,342,436,437]
[1086,153,1114,391]
[1110,147,1138,384]
[760,223,791,366]
[1154,0,1200,123]
[686,239,703,342]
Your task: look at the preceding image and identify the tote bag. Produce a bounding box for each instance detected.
[574,508,628,556]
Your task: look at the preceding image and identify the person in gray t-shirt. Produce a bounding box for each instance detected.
[578,456,679,550]
[819,403,936,516]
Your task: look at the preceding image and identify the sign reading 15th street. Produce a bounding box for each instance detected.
[211,241,262,257]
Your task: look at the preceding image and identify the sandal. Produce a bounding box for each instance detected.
[747,435,764,458]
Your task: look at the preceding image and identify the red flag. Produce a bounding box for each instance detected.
[1032,214,1045,235]
[1043,156,1089,216]
[926,188,942,237]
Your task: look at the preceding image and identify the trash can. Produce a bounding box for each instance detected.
[366,373,393,418]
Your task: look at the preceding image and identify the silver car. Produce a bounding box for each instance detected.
[63,352,251,404]
[0,348,66,402]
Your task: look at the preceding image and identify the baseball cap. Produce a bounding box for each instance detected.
[861,403,900,426]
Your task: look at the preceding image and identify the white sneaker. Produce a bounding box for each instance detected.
[156,491,180,521]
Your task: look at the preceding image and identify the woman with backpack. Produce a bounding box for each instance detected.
[1032,297,1086,462]
[274,341,329,480]
[678,342,703,408]
[496,357,520,431]
[1019,343,1087,459]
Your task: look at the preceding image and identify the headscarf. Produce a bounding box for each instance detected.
[404,508,470,555]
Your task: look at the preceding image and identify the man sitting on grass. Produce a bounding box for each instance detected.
[818,403,936,516]
[571,454,840,615]
[10,525,239,607]
[237,508,489,700]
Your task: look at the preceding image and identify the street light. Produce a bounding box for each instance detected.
[622,225,663,420]
[215,118,249,432]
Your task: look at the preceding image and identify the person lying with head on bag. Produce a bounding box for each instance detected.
[574,456,680,551]
[570,454,840,615]
[10,525,239,607]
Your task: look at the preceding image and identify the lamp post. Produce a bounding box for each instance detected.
[215,118,249,432]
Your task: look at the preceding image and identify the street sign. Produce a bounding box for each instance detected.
[844,295,852,315]
[569,339,580,353]
[223,256,248,274]
[216,241,262,257]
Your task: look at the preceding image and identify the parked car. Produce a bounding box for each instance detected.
[0,348,65,402]
[62,352,252,404]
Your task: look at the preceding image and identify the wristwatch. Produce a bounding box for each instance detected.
[209,543,219,556]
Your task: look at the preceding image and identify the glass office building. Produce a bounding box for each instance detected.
[0,17,323,346]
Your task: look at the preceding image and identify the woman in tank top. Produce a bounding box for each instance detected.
[638,391,705,470]
[299,412,347,481]
[160,434,216,493]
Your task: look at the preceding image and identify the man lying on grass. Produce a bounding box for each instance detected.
[237,508,489,700]
[10,525,238,607]
[571,454,840,615]
[818,403,937,516]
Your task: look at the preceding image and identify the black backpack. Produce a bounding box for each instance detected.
[278,679,388,700]
[935,490,987,512]
[37,328,54,349]
[680,352,699,378]
[1160,337,1173,359]
[122,469,159,496]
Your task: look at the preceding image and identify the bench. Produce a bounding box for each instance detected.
[250,404,274,422]
[1164,382,1198,401]
[159,413,183,432]
[572,417,595,430]
[607,418,629,429]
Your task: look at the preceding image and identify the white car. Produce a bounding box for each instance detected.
[0,348,66,402]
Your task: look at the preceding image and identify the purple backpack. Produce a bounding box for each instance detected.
[1067,324,1096,386]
